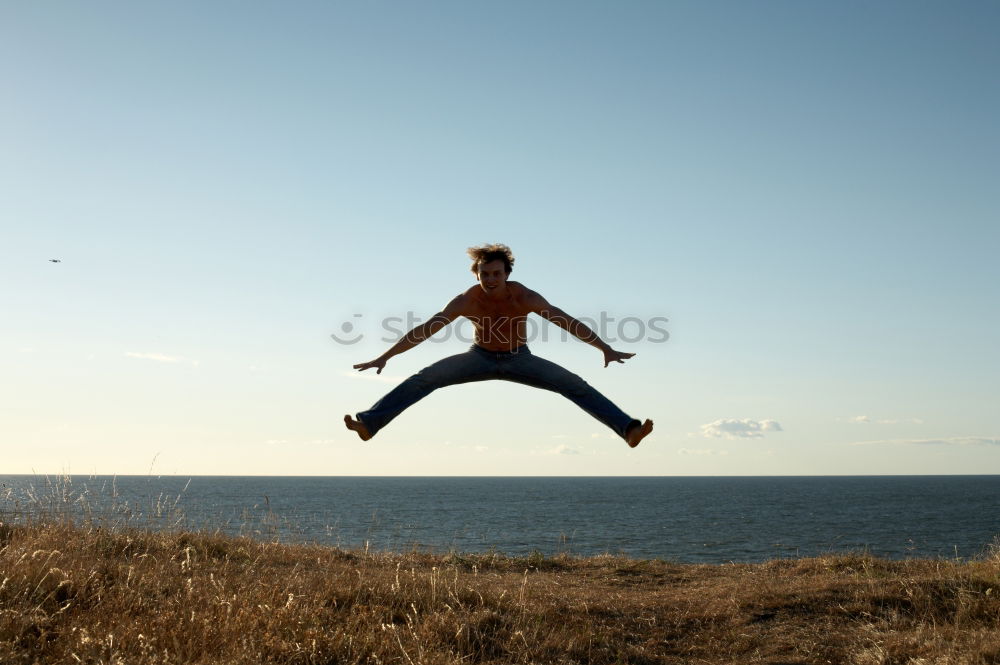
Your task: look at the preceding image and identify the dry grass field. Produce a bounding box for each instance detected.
[3,515,1000,664]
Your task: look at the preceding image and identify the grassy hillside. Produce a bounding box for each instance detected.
[2,518,1000,664]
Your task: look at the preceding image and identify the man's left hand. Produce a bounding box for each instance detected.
[603,348,635,367]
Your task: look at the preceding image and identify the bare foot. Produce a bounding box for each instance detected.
[344,414,372,441]
[625,419,653,448]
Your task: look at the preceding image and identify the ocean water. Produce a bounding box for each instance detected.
[1,475,998,564]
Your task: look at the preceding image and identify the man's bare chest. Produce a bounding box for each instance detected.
[466,300,530,322]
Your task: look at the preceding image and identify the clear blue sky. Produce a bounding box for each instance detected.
[2,1,998,475]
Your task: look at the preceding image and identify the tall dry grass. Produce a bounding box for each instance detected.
[2,478,1000,663]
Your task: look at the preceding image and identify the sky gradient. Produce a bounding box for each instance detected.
[2,1,998,475]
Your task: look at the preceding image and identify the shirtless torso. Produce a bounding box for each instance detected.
[449,281,535,351]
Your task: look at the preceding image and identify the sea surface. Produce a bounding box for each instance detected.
[2,475,998,564]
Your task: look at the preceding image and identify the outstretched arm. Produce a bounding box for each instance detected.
[525,290,636,367]
[353,294,467,374]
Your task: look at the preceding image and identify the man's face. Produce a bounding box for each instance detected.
[477,259,508,294]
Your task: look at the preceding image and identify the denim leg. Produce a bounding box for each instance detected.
[501,352,640,440]
[356,349,496,436]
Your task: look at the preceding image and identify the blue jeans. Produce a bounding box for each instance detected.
[356,344,640,440]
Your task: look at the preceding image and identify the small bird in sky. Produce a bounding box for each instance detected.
[49,259,61,263]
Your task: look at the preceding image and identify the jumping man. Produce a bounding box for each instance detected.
[344,244,654,448]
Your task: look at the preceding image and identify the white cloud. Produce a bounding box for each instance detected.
[844,415,924,425]
[125,351,199,367]
[339,370,403,384]
[474,445,489,453]
[701,419,783,439]
[532,443,581,456]
[851,437,999,447]
[677,448,729,456]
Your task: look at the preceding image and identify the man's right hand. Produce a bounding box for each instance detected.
[353,357,388,374]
